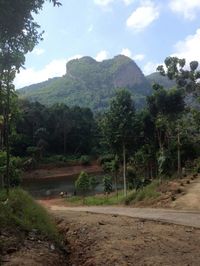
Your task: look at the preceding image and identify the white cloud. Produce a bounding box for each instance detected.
[94,0,115,6]
[133,53,145,61]
[121,48,132,58]
[172,28,200,62]
[126,0,159,31]
[32,48,45,56]
[95,50,109,61]
[169,0,200,20]
[121,48,145,61]
[143,61,161,75]
[14,55,82,89]
[123,0,135,5]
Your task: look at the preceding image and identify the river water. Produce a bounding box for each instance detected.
[22,174,105,199]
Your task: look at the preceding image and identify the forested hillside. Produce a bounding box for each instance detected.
[19,55,151,111]
[146,72,176,89]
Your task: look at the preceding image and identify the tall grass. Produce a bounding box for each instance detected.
[66,191,126,206]
[124,180,160,205]
[0,188,59,241]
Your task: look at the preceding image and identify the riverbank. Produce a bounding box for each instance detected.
[22,163,102,180]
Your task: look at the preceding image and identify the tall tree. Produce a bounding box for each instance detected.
[102,89,135,196]
[0,0,61,194]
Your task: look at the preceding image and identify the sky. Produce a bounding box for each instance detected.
[14,0,200,88]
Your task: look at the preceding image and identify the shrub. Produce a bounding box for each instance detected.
[103,175,112,194]
[98,154,114,165]
[0,151,22,187]
[89,176,99,190]
[75,171,90,195]
[80,155,91,165]
[124,180,160,205]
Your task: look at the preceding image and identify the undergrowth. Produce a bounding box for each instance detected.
[124,180,160,205]
[0,188,59,242]
[66,191,126,206]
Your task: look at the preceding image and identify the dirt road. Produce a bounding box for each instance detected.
[50,205,200,228]
[55,210,200,266]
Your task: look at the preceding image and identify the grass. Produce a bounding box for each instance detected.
[66,191,127,206]
[65,180,161,206]
[124,180,161,205]
[0,188,59,242]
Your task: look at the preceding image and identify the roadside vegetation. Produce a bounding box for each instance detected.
[0,188,59,241]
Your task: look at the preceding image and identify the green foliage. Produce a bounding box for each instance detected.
[66,191,126,206]
[99,154,115,165]
[103,175,113,194]
[102,89,135,154]
[124,181,160,205]
[146,72,176,89]
[0,188,59,241]
[18,55,151,111]
[75,171,90,195]
[80,155,91,165]
[12,100,96,156]
[0,151,22,187]
[157,56,200,95]
[89,176,99,191]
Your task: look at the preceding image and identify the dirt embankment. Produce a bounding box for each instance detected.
[1,231,67,266]
[171,176,200,210]
[23,163,102,180]
[55,210,200,266]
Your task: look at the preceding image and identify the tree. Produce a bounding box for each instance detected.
[102,156,119,197]
[75,171,90,196]
[0,0,61,194]
[102,89,135,196]
[157,56,200,97]
[157,56,200,177]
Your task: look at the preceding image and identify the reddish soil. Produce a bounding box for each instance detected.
[23,162,102,180]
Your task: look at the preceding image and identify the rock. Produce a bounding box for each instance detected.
[98,221,106,225]
[50,243,55,251]
[6,247,17,254]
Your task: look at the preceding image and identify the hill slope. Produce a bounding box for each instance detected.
[19,55,151,111]
[146,72,176,89]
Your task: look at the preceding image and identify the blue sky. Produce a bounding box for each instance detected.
[15,0,200,88]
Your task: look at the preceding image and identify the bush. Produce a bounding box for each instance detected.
[194,158,200,173]
[80,155,90,165]
[103,175,112,194]
[98,154,114,165]
[124,180,160,205]
[89,176,99,190]
[0,151,22,187]
[80,155,91,166]
[0,188,59,241]
[75,171,90,195]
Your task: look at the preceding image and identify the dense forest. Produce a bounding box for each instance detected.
[1,56,200,193]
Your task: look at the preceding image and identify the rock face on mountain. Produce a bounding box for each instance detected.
[19,55,152,111]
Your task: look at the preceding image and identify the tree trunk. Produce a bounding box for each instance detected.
[123,143,127,197]
[114,172,118,199]
[177,126,181,178]
[63,123,66,154]
[5,74,10,196]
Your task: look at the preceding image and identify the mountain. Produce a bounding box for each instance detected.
[146,72,176,89]
[18,55,151,111]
